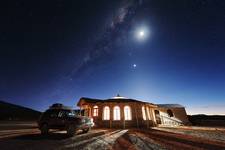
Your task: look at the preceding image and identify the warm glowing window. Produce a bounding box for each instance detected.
[146,107,151,120]
[113,106,120,120]
[124,106,132,120]
[142,106,146,120]
[103,106,110,120]
[93,106,98,117]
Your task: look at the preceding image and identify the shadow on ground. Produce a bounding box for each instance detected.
[13,132,70,140]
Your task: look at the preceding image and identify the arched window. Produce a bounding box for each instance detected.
[103,106,110,120]
[167,109,174,117]
[146,107,151,120]
[124,106,132,120]
[93,105,98,117]
[113,106,121,120]
[142,106,146,120]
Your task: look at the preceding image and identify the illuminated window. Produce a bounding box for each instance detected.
[124,106,132,120]
[113,106,120,120]
[103,106,110,120]
[142,106,146,120]
[146,107,151,120]
[93,106,98,117]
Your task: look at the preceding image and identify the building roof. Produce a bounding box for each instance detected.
[157,104,184,108]
[77,97,156,106]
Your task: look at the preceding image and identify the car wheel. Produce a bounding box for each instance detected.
[41,124,49,135]
[67,124,76,136]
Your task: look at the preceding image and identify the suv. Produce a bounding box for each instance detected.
[38,104,94,136]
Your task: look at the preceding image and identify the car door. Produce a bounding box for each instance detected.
[57,110,67,128]
[48,109,60,128]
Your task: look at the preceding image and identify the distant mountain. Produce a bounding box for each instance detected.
[188,114,225,127]
[0,100,42,121]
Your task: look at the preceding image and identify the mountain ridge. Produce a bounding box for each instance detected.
[0,100,42,121]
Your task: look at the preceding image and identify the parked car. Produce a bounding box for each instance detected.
[38,104,94,136]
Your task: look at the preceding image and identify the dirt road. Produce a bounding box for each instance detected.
[0,127,225,150]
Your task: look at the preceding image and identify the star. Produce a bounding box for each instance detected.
[133,64,137,68]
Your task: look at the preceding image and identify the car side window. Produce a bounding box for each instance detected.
[58,111,64,117]
[58,110,69,118]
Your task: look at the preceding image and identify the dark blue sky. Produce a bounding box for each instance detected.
[1,0,225,114]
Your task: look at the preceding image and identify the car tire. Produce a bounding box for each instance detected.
[67,124,76,137]
[41,124,49,135]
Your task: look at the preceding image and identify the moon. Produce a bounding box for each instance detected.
[134,26,149,41]
[139,30,145,37]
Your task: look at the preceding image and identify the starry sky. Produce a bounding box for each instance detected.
[1,0,225,114]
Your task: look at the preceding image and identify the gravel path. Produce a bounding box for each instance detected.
[126,131,166,150]
[153,127,225,142]
[1,127,225,150]
[137,129,225,150]
[62,130,128,150]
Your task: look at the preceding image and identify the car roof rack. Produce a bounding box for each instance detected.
[49,103,72,110]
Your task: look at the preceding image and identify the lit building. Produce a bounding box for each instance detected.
[77,95,190,128]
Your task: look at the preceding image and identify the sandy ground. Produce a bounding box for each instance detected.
[0,121,37,130]
[0,122,225,150]
[153,126,225,142]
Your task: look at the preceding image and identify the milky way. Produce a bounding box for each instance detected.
[69,0,145,79]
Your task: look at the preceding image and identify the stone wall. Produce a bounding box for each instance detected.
[79,100,190,128]
[81,102,157,128]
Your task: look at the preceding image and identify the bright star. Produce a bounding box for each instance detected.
[133,64,137,68]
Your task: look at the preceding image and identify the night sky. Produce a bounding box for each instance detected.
[1,0,225,114]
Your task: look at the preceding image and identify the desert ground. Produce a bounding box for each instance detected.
[0,122,225,150]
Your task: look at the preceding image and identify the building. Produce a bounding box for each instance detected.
[77,95,190,128]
